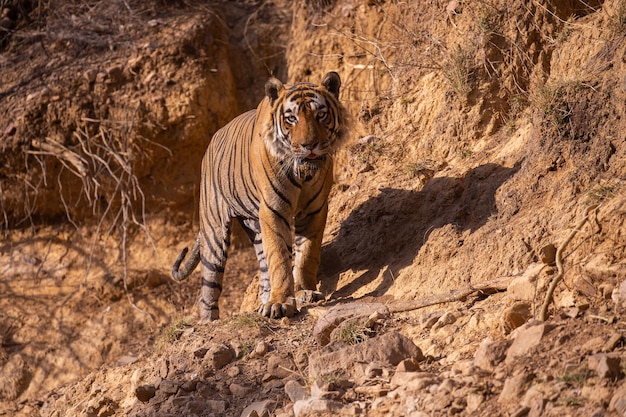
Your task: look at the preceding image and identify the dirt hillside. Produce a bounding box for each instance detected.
[0,0,625,416]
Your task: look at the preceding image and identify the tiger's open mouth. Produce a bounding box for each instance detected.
[298,154,326,165]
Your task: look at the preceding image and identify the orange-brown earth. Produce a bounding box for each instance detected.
[0,0,625,416]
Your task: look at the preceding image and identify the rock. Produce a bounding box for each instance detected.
[474,337,511,372]
[396,358,420,373]
[539,244,556,264]
[293,399,352,417]
[159,379,179,395]
[115,354,138,366]
[310,380,342,400]
[206,344,234,370]
[610,382,626,416]
[466,392,484,413]
[390,372,438,391]
[227,365,241,377]
[604,332,623,352]
[419,311,445,329]
[505,322,555,363]
[135,385,156,402]
[500,302,531,334]
[285,380,309,402]
[507,263,545,301]
[588,354,622,379]
[241,400,276,417]
[267,354,295,379]
[312,302,390,346]
[497,372,531,403]
[230,383,254,397]
[254,341,269,357]
[574,276,596,297]
[582,336,607,354]
[159,358,170,378]
[194,347,209,358]
[521,385,547,417]
[181,378,198,392]
[309,332,423,382]
[354,384,389,397]
[105,64,124,84]
[431,311,457,331]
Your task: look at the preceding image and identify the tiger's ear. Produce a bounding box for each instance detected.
[265,77,284,104]
[322,71,341,98]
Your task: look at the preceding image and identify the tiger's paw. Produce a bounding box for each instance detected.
[258,297,297,319]
[295,290,324,305]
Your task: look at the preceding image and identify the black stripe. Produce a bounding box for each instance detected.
[201,278,223,291]
[262,160,292,208]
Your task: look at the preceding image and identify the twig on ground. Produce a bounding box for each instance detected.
[387,276,512,314]
[538,204,599,321]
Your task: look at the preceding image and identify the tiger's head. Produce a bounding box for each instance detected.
[262,72,351,176]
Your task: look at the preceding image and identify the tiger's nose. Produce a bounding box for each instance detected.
[303,142,317,151]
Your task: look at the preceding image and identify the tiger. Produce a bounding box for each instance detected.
[171,71,352,322]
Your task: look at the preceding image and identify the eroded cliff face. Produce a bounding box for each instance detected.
[0,0,624,416]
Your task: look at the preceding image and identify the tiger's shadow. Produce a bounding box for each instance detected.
[319,162,521,299]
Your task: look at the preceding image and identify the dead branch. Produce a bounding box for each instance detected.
[30,138,89,178]
[538,204,599,321]
[387,276,512,314]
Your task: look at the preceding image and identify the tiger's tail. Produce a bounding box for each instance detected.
[171,234,201,281]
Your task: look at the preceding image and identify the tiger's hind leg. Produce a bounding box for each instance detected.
[198,221,231,322]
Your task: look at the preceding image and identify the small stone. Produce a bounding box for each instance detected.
[254,341,269,357]
[588,354,622,379]
[356,384,390,397]
[466,392,484,413]
[310,380,341,400]
[227,366,241,377]
[106,64,124,84]
[194,348,209,358]
[574,276,596,297]
[605,332,623,352]
[181,379,198,392]
[84,69,98,83]
[159,379,179,395]
[420,311,444,329]
[293,399,347,417]
[497,372,531,403]
[431,311,457,331]
[135,385,156,402]
[500,302,531,334]
[610,382,626,415]
[396,358,420,373]
[539,244,556,264]
[159,359,169,378]
[115,354,138,366]
[505,323,555,363]
[230,383,254,397]
[206,344,234,370]
[267,355,295,379]
[285,380,309,402]
[474,337,511,372]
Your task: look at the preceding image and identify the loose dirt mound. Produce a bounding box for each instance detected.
[0,0,625,416]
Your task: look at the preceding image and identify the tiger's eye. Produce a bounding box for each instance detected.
[285,114,298,125]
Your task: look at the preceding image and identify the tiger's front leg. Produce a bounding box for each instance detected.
[257,204,297,319]
[293,201,328,296]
